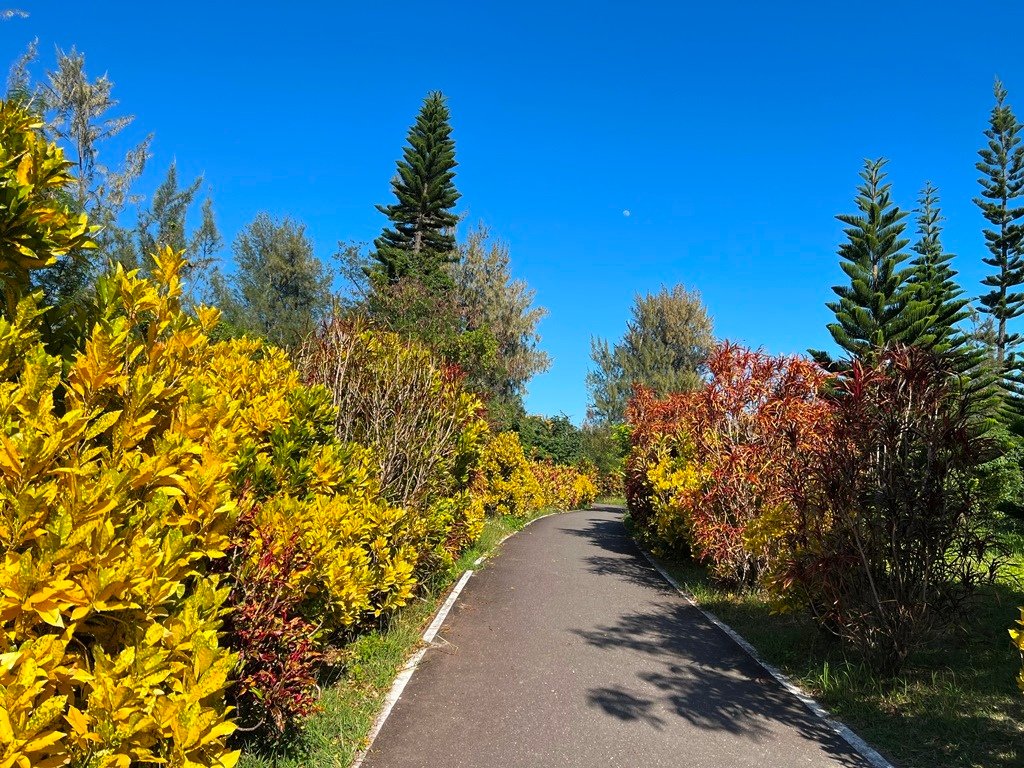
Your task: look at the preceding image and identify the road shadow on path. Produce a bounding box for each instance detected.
[561,515,676,592]
[565,512,871,767]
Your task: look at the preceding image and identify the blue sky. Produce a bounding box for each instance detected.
[3,2,1022,422]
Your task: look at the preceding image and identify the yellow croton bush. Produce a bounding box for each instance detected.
[0,247,440,767]
[473,431,545,517]
[0,253,241,768]
[472,431,599,517]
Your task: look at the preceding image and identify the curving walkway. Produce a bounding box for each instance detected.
[361,507,879,768]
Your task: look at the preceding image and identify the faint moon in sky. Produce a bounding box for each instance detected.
[622,209,631,217]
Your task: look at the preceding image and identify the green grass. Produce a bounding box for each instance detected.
[237,507,562,768]
[650,516,1024,768]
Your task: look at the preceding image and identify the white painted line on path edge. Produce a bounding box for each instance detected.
[350,568,474,768]
[640,550,894,768]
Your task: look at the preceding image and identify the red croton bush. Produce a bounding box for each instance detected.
[222,510,323,740]
[627,342,834,585]
[627,341,1005,673]
[783,345,1001,672]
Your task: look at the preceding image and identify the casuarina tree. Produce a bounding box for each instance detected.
[588,285,714,424]
[370,91,460,287]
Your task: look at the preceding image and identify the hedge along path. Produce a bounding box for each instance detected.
[358,507,890,768]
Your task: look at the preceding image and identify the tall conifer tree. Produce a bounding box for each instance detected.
[909,182,969,354]
[976,79,1024,368]
[370,91,460,286]
[819,158,930,363]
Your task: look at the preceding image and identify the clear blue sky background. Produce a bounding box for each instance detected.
[4,2,1023,422]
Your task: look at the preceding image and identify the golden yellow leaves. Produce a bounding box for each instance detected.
[474,431,545,517]
[252,489,420,631]
[0,637,71,768]
[0,101,96,310]
[0,250,238,767]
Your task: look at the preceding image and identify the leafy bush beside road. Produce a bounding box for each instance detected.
[627,341,1003,673]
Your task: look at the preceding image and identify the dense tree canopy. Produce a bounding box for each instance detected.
[588,284,714,424]
[213,213,331,349]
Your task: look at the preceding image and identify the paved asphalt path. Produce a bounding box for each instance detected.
[361,507,877,768]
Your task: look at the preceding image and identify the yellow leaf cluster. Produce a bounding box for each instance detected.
[643,435,707,554]
[530,462,598,511]
[253,488,418,631]
[0,101,95,313]
[0,248,241,768]
[473,432,545,517]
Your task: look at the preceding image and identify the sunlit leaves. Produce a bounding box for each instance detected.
[0,101,96,314]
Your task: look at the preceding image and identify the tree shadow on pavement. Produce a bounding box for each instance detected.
[566,512,871,767]
[587,686,667,729]
[559,515,680,593]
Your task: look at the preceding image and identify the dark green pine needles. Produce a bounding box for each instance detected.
[976,79,1024,368]
[908,182,970,354]
[822,158,932,362]
[370,91,460,286]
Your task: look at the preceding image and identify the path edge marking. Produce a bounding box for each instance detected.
[350,507,568,767]
[639,548,894,768]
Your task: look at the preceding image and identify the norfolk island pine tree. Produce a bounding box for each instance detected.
[976,80,1024,417]
[369,91,460,289]
[812,157,932,367]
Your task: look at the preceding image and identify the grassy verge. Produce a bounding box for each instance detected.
[238,506,562,768]
[645,515,1024,768]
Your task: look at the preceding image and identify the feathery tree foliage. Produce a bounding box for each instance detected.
[817,158,930,364]
[976,79,1024,369]
[132,163,222,298]
[213,213,330,349]
[452,225,550,399]
[369,91,460,287]
[908,182,969,354]
[36,47,152,232]
[588,284,714,424]
[8,45,220,308]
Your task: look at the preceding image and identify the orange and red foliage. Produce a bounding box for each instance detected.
[785,345,1000,671]
[627,342,834,585]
